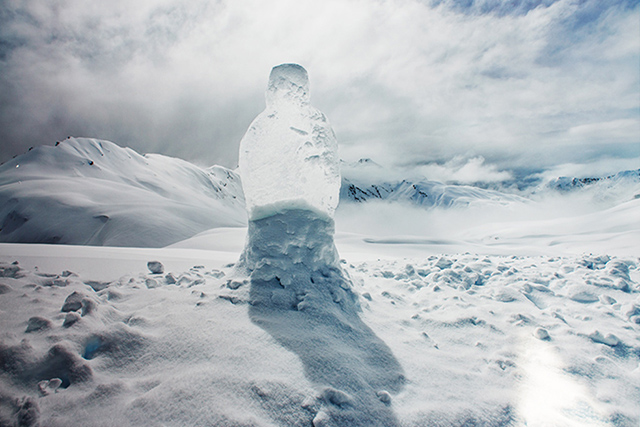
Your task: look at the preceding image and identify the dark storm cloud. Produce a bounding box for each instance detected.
[0,0,638,178]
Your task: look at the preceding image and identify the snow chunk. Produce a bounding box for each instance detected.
[567,285,599,303]
[38,378,62,396]
[147,261,164,274]
[63,312,81,328]
[534,327,550,341]
[61,291,85,312]
[588,331,620,347]
[15,397,39,427]
[26,316,52,333]
[377,390,392,404]
[239,64,340,220]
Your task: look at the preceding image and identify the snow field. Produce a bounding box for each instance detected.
[0,260,316,426]
[350,254,640,426]
[0,251,638,426]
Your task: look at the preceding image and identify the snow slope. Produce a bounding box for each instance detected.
[544,169,640,207]
[0,138,246,247]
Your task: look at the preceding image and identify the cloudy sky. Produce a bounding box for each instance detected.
[1,0,638,180]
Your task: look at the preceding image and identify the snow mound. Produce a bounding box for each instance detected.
[239,64,340,220]
[0,138,246,247]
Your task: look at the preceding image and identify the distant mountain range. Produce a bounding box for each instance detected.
[1,139,637,247]
[339,158,527,208]
[548,169,640,191]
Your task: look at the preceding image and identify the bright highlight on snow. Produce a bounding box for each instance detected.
[239,63,340,221]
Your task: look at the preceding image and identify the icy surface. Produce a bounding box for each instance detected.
[239,64,340,220]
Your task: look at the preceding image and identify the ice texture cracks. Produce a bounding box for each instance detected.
[266,63,310,109]
[239,63,340,221]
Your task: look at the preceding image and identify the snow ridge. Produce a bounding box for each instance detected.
[341,177,527,208]
[549,169,640,192]
[0,138,246,247]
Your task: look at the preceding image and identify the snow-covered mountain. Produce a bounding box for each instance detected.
[1,140,636,248]
[548,169,640,192]
[0,138,246,247]
[340,177,527,208]
[0,142,529,247]
[544,169,640,206]
[340,159,528,208]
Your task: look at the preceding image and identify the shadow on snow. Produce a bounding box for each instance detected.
[239,209,405,426]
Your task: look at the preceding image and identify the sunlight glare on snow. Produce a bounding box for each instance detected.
[517,334,613,427]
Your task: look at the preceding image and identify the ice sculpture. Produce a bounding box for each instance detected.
[236,64,404,427]
[238,63,340,221]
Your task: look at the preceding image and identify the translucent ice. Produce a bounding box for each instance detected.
[239,64,340,221]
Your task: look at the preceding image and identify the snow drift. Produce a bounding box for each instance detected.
[0,138,246,247]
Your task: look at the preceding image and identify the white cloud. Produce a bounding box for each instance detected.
[0,0,637,171]
[568,119,640,143]
[416,156,513,183]
[536,156,640,183]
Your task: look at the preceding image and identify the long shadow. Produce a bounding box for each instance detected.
[240,210,405,426]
